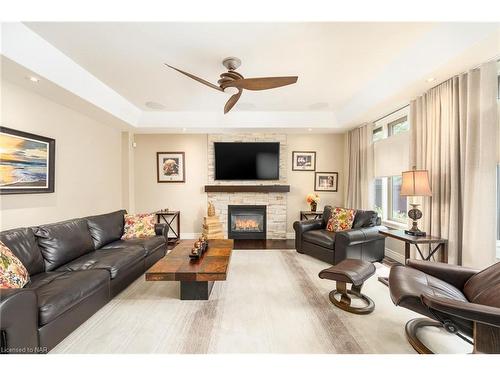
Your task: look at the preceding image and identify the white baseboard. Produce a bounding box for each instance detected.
[286,232,295,240]
[384,247,405,264]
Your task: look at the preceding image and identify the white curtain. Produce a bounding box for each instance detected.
[345,123,374,209]
[410,61,498,268]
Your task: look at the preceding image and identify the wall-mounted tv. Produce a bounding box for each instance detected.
[214,142,280,180]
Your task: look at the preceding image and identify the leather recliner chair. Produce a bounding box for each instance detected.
[389,259,500,354]
[293,205,387,264]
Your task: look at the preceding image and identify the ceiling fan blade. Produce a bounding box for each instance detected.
[165,64,223,92]
[222,76,298,91]
[224,89,242,114]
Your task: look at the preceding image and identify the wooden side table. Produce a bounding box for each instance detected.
[300,211,324,221]
[379,228,448,263]
[155,210,180,245]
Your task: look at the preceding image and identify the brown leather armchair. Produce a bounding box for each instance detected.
[389,259,500,354]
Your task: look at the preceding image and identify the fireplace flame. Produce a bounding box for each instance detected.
[234,218,260,231]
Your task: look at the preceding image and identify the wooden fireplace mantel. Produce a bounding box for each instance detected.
[204,185,290,193]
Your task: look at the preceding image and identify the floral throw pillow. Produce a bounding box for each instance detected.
[0,240,30,288]
[326,207,356,233]
[121,213,156,240]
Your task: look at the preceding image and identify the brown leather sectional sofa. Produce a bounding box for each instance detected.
[0,210,168,354]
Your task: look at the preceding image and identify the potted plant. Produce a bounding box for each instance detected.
[306,193,320,212]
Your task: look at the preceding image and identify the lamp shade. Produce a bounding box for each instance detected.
[400,169,432,196]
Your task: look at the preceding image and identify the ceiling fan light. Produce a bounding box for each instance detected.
[223,87,240,96]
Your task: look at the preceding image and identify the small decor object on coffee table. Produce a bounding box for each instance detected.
[306,193,320,212]
[292,151,316,171]
[156,151,185,183]
[189,236,209,259]
[319,259,376,314]
[315,172,338,192]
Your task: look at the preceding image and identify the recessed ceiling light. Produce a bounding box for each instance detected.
[426,77,436,83]
[145,101,166,110]
[26,76,40,83]
[308,128,312,132]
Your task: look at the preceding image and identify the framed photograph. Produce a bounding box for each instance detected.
[315,172,338,192]
[157,152,185,183]
[292,151,316,171]
[0,127,55,195]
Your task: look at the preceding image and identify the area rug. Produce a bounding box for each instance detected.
[51,250,471,354]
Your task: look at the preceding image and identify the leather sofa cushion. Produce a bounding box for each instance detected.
[464,261,500,307]
[389,264,468,317]
[86,210,126,249]
[35,219,95,271]
[101,236,165,256]
[319,259,376,286]
[56,247,144,278]
[302,229,336,249]
[352,210,378,228]
[27,270,109,326]
[0,228,45,275]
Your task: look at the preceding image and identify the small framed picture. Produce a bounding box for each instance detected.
[315,172,338,192]
[157,152,185,183]
[292,151,316,171]
[0,127,55,195]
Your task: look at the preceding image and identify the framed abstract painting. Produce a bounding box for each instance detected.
[156,151,185,183]
[0,127,55,195]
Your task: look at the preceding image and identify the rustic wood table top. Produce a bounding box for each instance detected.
[379,228,448,244]
[145,239,233,282]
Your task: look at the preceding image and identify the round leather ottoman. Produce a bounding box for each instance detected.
[318,258,376,314]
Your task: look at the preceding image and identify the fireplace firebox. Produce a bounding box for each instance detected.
[227,205,266,239]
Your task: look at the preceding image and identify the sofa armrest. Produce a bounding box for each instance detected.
[154,223,169,242]
[293,219,323,234]
[334,225,387,262]
[0,288,39,354]
[293,219,324,253]
[421,294,500,328]
[407,259,478,290]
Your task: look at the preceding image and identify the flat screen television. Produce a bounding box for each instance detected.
[214,142,280,180]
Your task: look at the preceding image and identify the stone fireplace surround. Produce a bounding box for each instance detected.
[207,134,287,239]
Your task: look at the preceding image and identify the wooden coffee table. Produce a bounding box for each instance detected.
[145,239,233,300]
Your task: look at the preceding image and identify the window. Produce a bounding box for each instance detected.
[389,116,409,136]
[390,176,407,223]
[373,176,407,223]
[372,126,384,142]
[374,177,387,219]
[372,106,410,225]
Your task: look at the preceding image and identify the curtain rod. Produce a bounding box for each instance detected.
[372,104,409,124]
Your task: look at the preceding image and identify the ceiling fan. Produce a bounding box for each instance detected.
[165,57,298,114]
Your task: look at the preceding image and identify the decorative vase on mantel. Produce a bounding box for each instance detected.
[310,201,317,212]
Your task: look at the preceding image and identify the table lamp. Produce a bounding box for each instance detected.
[400,167,432,236]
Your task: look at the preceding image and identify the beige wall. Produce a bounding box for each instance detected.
[133,134,208,236]
[286,134,345,233]
[133,133,346,237]
[0,80,123,230]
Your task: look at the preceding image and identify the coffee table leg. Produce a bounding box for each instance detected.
[180,281,215,300]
